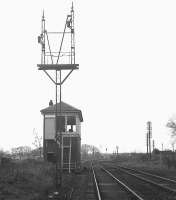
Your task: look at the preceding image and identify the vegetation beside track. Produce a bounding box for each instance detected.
[0,159,55,200]
[110,153,176,179]
[0,159,90,200]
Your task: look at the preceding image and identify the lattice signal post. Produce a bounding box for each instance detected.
[37,3,79,189]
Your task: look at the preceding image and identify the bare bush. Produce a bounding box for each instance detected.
[32,128,42,158]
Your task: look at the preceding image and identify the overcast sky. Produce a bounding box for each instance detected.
[0,0,176,153]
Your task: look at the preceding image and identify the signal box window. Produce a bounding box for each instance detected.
[67,116,76,132]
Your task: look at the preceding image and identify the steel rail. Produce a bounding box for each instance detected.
[91,164,102,200]
[118,165,176,184]
[101,167,144,200]
[117,167,176,194]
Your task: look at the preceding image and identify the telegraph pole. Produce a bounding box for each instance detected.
[146,132,149,157]
[116,146,119,155]
[160,143,163,168]
[147,121,152,160]
[152,139,155,152]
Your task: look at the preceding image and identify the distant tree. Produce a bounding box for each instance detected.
[166,119,176,151]
[32,128,42,158]
[152,148,160,155]
[81,144,101,160]
[0,149,10,158]
[167,119,176,136]
[81,144,100,154]
[11,146,31,160]
[0,149,5,157]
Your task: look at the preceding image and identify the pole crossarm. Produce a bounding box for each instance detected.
[47,31,71,34]
[37,64,79,70]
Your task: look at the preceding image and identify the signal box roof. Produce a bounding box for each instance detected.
[41,101,83,122]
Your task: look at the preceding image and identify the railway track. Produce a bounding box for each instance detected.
[100,161,176,199]
[86,163,144,200]
[48,161,176,199]
[117,165,176,192]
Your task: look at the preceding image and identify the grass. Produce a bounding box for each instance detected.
[0,159,90,199]
[0,159,55,200]
[112,153,176,178]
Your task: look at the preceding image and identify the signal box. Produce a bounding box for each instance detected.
[41,100,83,170]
